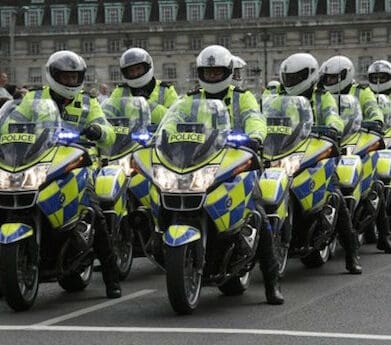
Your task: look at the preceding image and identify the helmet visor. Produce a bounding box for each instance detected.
[121,63,149,80]
[281,68,309,88]
[369,72,391,84]
[51,69,84,87]
[198,67,231,84]
[323,69,347,87]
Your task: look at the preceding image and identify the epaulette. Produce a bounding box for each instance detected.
[160,81,172,88]
[187,87,201,96]
[117,83,128,88]
[233,86,246,93]
[29,86,43,91]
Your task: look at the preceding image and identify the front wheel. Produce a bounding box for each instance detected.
[165,243,202,315]
[0,238,39,311]
[114,219,133,281]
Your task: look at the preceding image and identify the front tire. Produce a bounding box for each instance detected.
[114,219,133,281]
[0,238,39,311]
[165,243,202,315]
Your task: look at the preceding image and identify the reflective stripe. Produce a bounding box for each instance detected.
[191,93,201,119]
[120,87,131,114]
[158,85,166,104]
[233,91,240,129]
[122,87,131,98]
[103,104,121,117]
[78,94,90,129]
[31,90,43,122]
[314,92,322,124]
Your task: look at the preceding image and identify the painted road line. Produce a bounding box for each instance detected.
[0,326,390,341]
[35,289,155,326]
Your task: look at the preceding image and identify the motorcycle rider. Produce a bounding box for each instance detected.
[11,50,122,298]
[321,56,391,253]
[279,52,362,274]
[109,47,178,125]
[184,44,284,305]
[232,55,247,88]
[367,60,391,98]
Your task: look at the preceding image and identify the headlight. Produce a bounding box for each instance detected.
[383,138,391,149]
[344,145,356,155]
[271,153,303,176]
[112,155,133,176]
[0,163,51,190]
[153,165,219,192]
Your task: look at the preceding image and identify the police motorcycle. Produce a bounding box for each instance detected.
[262,95,341,268]
[0,99,98,311]
[97,96,151,280]
[130,98,267,314]
[336,95,385,245]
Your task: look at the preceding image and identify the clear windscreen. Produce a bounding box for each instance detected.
[155,98,231,169]
[262,96,313,157]
[333,94,362,139]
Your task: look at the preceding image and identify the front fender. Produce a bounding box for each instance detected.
[163,225,201,247]
[0,223,33,244]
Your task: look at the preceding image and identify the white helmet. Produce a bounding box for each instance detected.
[46,50,86,99]
[320,55,355,94]
[279,53,319,96]
[196,45,233,94]
[232,55,247,88]
[120,48,154,88]
[368,60,391,93]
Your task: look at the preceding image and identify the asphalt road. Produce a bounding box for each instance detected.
[0,243,390,345]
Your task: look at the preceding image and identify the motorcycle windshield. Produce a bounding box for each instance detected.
[155,98,231,169]
[263,96,313,157]
[377,94,391,128]
[101,96,151,157]
[333,94,362,140]
[0,99,61,168]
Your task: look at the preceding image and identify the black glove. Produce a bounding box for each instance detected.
[82,124,102,141]
[247,138,262,154]
[362,120,384,135]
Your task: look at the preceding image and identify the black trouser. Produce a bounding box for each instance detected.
[373,182,391,247]
[332,174,360,256]
[86,184,119,286]
[257,204,279,279]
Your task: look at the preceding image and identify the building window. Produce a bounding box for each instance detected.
[163,63,177,80]
[81,40,95,54]
[109,65,121,82]
[358,56,373,75]
[328,0,344,14]
[386,0,391,12]
[330,31,344,45]
[244,34,257,48]
[29,67,42,84]
[104,5,123,24]
[132,4,151,23]
[85,66,95,84]
[189,62,197,80]
[299,0,314,16]
[160,3,178,22]
[272,33,286,47]
[124,38,148,50]
[357,0,372,14]
[242,1,259,19]
[246,60,260,78]
[272,59,284,78]
[190,37,203,50]
[359,30,372,43]
[108,39,122,53]
[186,2,206,21]
[0,41,10,56]
[0,10,12,28]
[301,32,314,46]
[25,8,44,27]
[78,6,97,25]
[54,41,67,51]
[270,0,286,17]
[51,7,70,26]
[214,1,232,20]
[163,38,176,51]
[29,41,41,55]
[216,36,231,49]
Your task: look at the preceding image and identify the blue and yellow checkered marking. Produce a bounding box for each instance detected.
[129,173,151,207]
[204,171,256,232]
[377,149,391,179]
[37,167,90,228]
[360,152,378,195]
[259,168,288,205]
[0,223,33,244]
[292,158,335,211]
[95,166,126,201]
[336,155,362,188]
[163,225,201,247]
